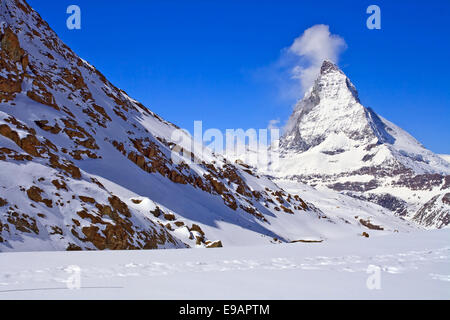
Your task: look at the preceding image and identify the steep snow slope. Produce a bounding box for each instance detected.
[413,193,450,229]
[275,60,450,227]
[0,0,329,251]
[1,228,449,299]
[0,0,413,252]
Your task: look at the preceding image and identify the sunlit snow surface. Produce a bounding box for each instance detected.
[0,229,449,299]
[439,155,450,163]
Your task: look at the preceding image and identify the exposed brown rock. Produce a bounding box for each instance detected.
[50,225,63,235]
[164,213,176,221]
[1,27,25,62]
[195,236,204,245]
[359,218,384,231]
[280,205,294,214]
[151,206,163,217]
[96,203,114,218]
[26,186,43,202]
[7,211,39,234]
[189,224,205,236]
[51,179,68,191]
[443,193,450,205]
[26,84,59,110]
[108,196,131,217]
[79,196,95,204]
[66,243,82,251]
[48,153,82,179]
[0,197,7,207]
[34,120,61,134]
[26,186,53,208]
[205,240,223,248]
[61,67,86,91]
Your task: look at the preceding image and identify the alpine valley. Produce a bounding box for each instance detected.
[0,0,449,256]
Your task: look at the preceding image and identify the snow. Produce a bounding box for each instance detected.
[0,0,449,300]
[0,228,449,299]
[5,0,369,251]
[262,60,450,228]
[379,116,450,174]
[439,154,450,163]
[0,2,448,301]
[275,179,417,236]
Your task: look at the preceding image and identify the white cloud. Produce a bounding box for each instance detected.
[280,24,347,98]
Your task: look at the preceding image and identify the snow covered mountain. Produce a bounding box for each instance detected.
[0,0,416,252]
[276,60,450,228]
[0,0,319,251]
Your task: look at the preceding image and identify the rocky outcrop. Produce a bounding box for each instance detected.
[413,193,450,229]
[0,27,28,102]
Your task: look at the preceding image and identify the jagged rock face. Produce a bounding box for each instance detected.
[1,0,326,252]
[413,193,450,229]
[277,60,450,228]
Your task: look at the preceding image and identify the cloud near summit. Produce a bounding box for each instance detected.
[289,25,347,92]
[274,24,347,100]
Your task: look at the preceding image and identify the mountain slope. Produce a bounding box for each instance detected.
[439,154,450,163]
[276,60,450,227]
[413,193,450,229]
[0,0,411,252]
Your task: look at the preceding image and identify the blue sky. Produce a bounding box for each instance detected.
[27,0,450,154]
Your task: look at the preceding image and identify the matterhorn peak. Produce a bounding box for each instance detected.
[281,60,375,152]
[313,60,360,102]
[319,59,343,75]
[280,59,450,175]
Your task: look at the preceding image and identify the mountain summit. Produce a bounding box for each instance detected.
[282,60,447,171]
[282,60,388,152]
[276,61,450,228]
